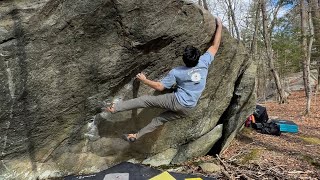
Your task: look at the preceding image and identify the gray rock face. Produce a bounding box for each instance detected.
[0,0,256,179]
[172,124,223,164]
[172,124,223,163]
[142,148,178,167]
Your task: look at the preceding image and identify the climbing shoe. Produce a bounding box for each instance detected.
[122,134,137,142]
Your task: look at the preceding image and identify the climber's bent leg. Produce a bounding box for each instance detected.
[136,110,185,139]
[113,93,179,113]
[118,92,195,140]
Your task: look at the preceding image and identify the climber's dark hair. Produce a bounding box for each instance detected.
[183,45,201,67]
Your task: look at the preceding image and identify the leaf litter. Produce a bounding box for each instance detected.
[163,90,320,179]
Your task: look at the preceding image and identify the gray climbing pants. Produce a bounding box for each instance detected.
[114,93,194,139]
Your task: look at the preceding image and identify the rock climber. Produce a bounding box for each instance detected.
[106,17,223,142]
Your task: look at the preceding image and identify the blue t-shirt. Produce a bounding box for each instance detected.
[160,52,214,107]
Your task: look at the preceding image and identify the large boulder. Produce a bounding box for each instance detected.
[0,0,256,179]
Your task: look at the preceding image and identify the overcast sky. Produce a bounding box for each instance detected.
[188,0,253,32]
[189,0,292,36]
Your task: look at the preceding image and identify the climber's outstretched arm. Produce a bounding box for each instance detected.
[207,17,222,56]
[136,73,165,91]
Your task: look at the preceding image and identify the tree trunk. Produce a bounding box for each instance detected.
[226,0,240,41]
[300,0,312,115]
[308,1,314,113]
[301,0,308,99]
[261,0,287,103]
[251,0,261,56]
[251,0,263,100]
[269,1,283,37]
[202,0,208,10]
[226,7,234,38]
[310,0,320,92]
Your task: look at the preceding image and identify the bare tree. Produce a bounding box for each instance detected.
[205,0,252,42]
[269,0,284,37]
[300,0,312,114]
[250,0,261,56]
[251,0,266,100]
[307,0,315,110]
[310,0,320,92]
[261,0,287,103]
[225,0,241,41]
[202,0,209,10]
[198,0,208,10]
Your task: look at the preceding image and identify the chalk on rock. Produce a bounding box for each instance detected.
[84,117,100,141]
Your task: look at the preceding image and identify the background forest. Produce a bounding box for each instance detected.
[195,0,320,114]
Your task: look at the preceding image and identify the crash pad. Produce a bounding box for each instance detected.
[64,162,215,180]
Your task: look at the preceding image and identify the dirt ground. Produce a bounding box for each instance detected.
[169,90,320,179]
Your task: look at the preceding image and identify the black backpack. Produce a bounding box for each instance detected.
[252,122,281,136]
[253,105,269,123]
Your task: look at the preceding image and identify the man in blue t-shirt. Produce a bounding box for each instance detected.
[106,18,222,142]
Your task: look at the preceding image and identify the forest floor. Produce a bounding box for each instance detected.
[169,90,320,179]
